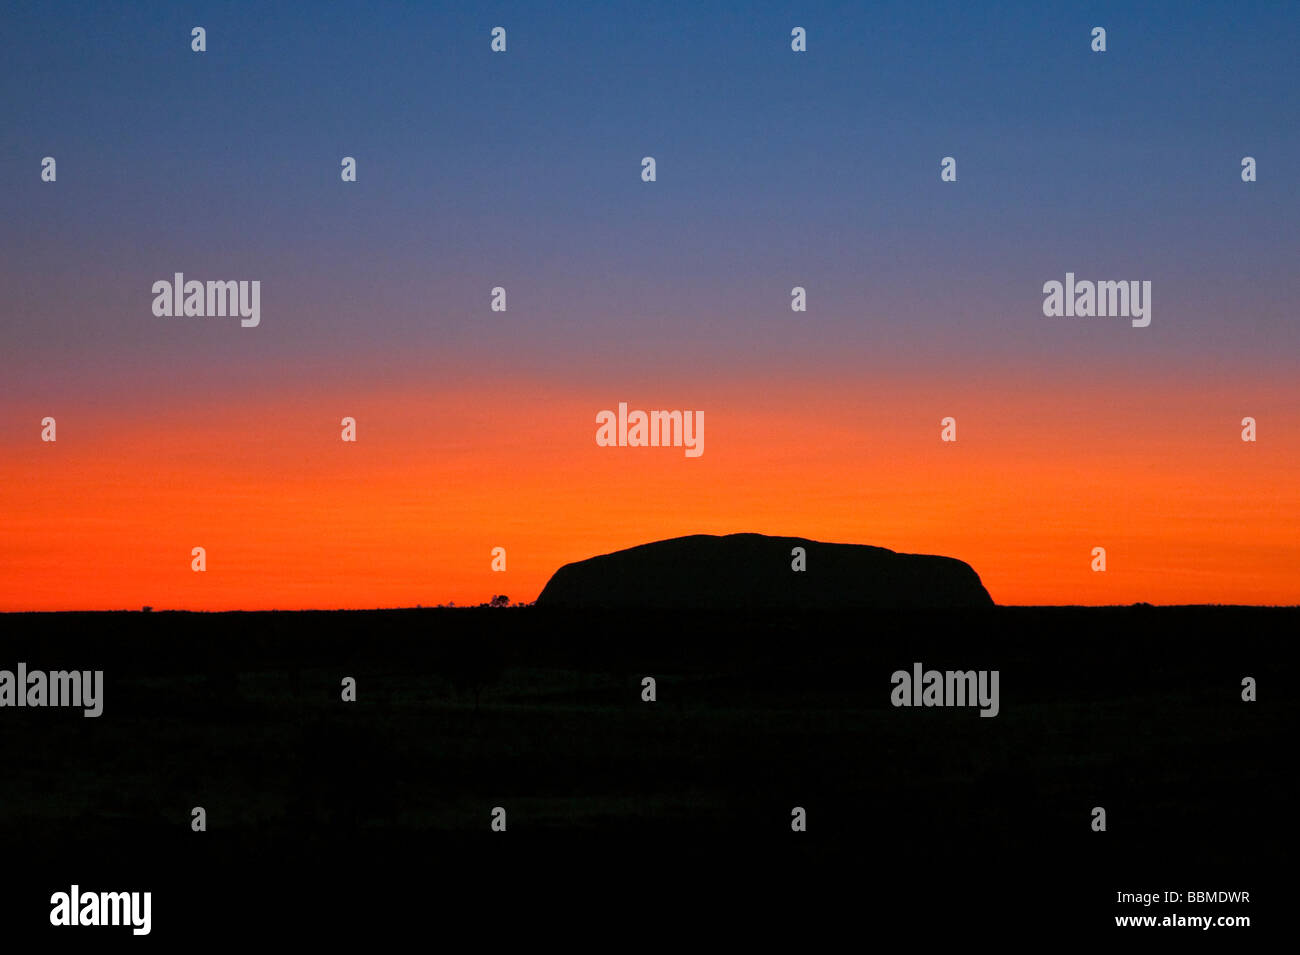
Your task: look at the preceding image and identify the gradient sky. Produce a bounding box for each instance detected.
[2,0,1298,609]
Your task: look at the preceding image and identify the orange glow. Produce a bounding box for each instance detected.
[2,373,1296,610]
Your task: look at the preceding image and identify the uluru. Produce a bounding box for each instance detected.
[536,533,994,609]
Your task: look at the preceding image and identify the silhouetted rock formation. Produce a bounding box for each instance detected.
[536,533,994,609]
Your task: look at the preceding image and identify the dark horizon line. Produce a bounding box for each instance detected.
[3,603,1299,615]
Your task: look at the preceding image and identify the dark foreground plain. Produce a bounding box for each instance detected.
[0,606,1293,940]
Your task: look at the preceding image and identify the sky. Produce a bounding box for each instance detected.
[2,0,1298,609]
